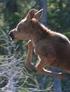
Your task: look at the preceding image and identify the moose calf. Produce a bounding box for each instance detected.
[9,9,70,78]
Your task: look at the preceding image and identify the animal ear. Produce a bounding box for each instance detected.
[26,9,43,20]
[26,9,38,19]
[34,9,43,20]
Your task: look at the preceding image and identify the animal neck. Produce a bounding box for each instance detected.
[29,19,50,43]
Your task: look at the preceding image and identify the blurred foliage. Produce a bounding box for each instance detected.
[47,0,70,32]
[22,0,70,33]
[64,32,70,39]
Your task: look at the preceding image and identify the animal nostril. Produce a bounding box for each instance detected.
[9,32,14,40]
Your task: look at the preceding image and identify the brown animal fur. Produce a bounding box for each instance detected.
[9,9,70,78]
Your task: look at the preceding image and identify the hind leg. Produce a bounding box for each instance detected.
[35,57,64,79]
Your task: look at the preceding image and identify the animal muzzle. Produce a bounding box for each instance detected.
[9,31,15,40]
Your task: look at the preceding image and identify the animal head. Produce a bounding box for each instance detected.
[9,9,43,40]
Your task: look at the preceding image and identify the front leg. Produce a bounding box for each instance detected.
[25,40,33,66]
[35,57,64,79]
[25,40,36,71]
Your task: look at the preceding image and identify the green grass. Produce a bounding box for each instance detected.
[0,55,5,65]
[18,88,29,92]
[63,32,70,39]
